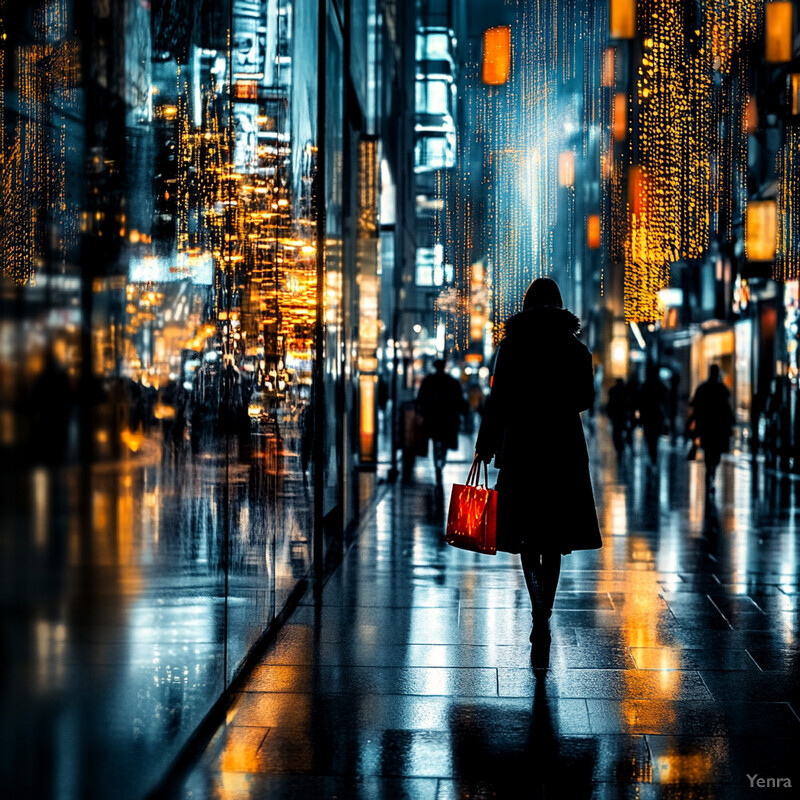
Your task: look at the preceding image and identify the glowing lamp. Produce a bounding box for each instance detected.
[746,200,778,261]
[602,48,616,88]
[587,215,600,249]
[601,152,613,180]
[610,0,636,39]
[745,95,758,133]
[614,93,627,140]
[766,2,793,62]
[657,287,683,307]
[791,74,800,115]
[610,337,629,378]
[359,375,377,462]
[482,26,511,85]
[120,428,144,453]
[558,151,575,186]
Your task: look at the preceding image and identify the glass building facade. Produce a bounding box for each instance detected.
[0,1,415,797]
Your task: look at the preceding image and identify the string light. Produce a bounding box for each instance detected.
[623,0,761,322]
[777,124,800,280]
[0,0,76,285]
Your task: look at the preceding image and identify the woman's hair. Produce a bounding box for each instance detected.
[523,277,563,310]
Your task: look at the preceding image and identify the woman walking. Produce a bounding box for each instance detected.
[475,278,602,664]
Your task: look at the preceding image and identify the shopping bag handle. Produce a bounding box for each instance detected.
[466,456,489,488]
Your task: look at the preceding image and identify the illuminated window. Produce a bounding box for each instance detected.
[416,31,452,63]
[416,79,451,116]
[415,135,453,170]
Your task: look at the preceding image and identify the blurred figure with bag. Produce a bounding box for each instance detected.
[688,364,735,496]
[475,277,602,665]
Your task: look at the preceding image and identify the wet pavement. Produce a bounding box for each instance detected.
[180,422,800,799]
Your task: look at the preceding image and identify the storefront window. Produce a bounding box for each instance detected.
[0,1,325,794]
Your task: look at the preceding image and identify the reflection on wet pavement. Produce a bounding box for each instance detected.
[182,424,800,799]
[1,419,312,800]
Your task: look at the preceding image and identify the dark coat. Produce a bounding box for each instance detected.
[690,379,734,456]
[606,382,629,426]
[417,371,467,450]
[637,375,668,436]
[476,306,602,555]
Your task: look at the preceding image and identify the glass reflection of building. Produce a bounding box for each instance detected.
[0,1,415,797]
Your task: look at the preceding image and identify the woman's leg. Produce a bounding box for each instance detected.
[540,552,562,611]
[521,551,561,659]
[520,551,562,619]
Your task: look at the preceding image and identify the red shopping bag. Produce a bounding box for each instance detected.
[445,458,497,555]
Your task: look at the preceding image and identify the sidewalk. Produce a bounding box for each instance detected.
[180,424,800,799]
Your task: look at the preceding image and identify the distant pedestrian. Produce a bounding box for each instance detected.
[688,365,735,495]
[416,358,467,485]
[475,277,602,666]
[606,378,629,456]
[465,380,485,435]
[625,375,640,446]
[668,373,681,441]
[765,377,791,470]
[638,365,668,465]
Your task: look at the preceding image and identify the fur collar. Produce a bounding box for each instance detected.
[504,305,581,340]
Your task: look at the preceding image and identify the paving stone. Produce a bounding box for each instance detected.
[178,431,800,798]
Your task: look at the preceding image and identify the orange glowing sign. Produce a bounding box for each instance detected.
[482,26,511,85]
[587,214,601,249]
[791,74,800,115]
[746,200,777,261]
[614,93,628,140]
[234,80,258,100]
[610,0,636,39]
[766,2,793,63]
[602,47,616,87]
[745,95,759,133]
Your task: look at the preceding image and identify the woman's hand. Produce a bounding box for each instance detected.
[475,447,493,465]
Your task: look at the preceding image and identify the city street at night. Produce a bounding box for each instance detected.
[3,0,800,798]
[177,427,800,799]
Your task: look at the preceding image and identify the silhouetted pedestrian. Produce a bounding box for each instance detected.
[625,375,639,446]
[377,374,389,414]
[30,347,72,466]
[476,277,602,665]
[465,380,485,435]
[638,365,668,465]
[668,372,680,441]
[689,364,735,495]
[765,376,791,470]
[416,358,467,485]
[606,378,629,456]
